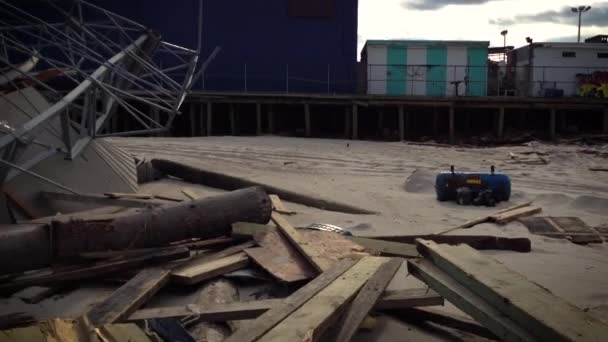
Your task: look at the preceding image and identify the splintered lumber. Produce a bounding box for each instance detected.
[415,239,608,341]
[490,206,542,224]
[225,259,358,342]
[269,194,296,215]
[258,257,389,342]
[408,258,537,341]
[104,192,153,199]
[387,307,497,340]
[52,187,271,257]
[85,268,170,328]
[348,236,418,258]
[96,323,152,342]
[181,189,198,200]
[173,240,256,273]
[0,247,188,293]
[334,258,403,342]
[367,235,531,252]
[40,191,165,208]
[437,201,533,235]
[171,236,239,250]
[129,288,443,321]
[171,253,250,285]
[270,212,326,273]
[151,158,376,214]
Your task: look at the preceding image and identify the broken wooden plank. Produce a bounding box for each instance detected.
[224,259,357,342]
[104,192,153,200]
[490,206,542,225]
[13,286,60,304]
[181,189,198,200]
[96,323,152,342]
[367,235,531,252]
[171,236,241,250]
[334,258,402,342]
[270,212,326,273]
[129,288,443,321]
[550,217,602,244]
[173,240,256,272]
[408,258,537,341]
[171,253,250,285]
[0,247,188,293]
[348,236,418,258]
[85,268,171,328]
[387,307,498,340]
[437,201,534,234]
[244,247,316,283]
[258,257,389,342]
[40,191,166,208]
[416,239,608,341]
[269,194,296,215]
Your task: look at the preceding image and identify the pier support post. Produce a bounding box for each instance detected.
[198,104,205,136]
[352,104,358,140]
[449,106,455,144]
[344,106,350,139]
[304,103,311,137]
[603,107,608,133]
[230,104,236,136]
[256,103,262,135]
[206,102,213,136]
[549,108,557,140]
[267,105,274,134]
[398,105,405,141]
[189,104,196,137]
[432,110,439,136]
[497,107,505,140]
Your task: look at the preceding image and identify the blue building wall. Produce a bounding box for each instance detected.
[90,0,358,93]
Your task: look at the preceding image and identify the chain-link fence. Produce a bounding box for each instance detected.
[183,62,608,98]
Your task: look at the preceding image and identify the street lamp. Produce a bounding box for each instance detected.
[571,5,592,43]
[501,30,508,62]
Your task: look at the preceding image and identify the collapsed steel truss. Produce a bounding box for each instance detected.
[0,0,199,185]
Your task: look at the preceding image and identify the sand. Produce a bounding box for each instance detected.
[3,136,607,340]
[111,136,608,339]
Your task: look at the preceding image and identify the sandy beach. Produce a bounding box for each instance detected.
[108,136,608,340]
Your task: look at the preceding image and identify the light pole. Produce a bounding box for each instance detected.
[571,5,592,43]
[501,30,508,62]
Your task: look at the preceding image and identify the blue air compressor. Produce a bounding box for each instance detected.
[435,166,511,206]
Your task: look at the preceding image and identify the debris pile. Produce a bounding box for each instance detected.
[1,159,607,342]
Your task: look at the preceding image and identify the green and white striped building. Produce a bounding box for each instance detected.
[361,40,489,96]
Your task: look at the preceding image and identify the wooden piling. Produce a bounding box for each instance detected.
[189,104,196,137]
[497,107,505,140]
[230,104,236,136]
[256,103,262,135]
[268,105,274,134]
[344,106,350,139]
[398,105,405,141]
[549,108,556,140]
[304,103,311,137]
[603,107,608,133]
[448,106,455,144]
[198,103,205,136]
[206,102,213,136]
[352,104,358,140]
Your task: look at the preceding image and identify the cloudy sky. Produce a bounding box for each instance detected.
[358,0,608,56]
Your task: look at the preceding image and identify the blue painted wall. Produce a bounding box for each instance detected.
[89,0,358,93]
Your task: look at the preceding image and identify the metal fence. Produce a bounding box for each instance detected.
[188,62,608,98]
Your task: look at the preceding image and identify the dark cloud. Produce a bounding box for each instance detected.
[490,5,608,27]
[402,0,503,11]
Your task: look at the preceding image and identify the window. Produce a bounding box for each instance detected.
[562,51,576,58]
[288,0,335,18]
[598,53,608,59]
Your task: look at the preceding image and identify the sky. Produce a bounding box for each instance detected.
[358,0,608,57]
